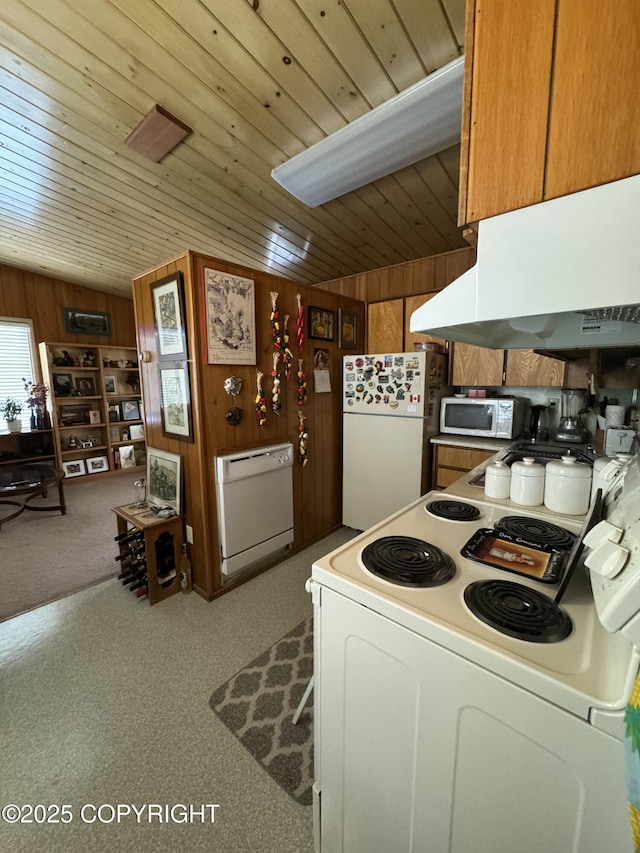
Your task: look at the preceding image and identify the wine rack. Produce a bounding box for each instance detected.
[112,502,184,605]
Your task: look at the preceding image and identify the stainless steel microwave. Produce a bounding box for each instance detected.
[440,396,528,439]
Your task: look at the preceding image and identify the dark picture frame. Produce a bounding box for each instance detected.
[52,373,73,397]
[338,308,358,350]
[151,271,188,361]
[63,308,111,336]
[121,399,141,422]
[75,375,96,396]
[58,404,91,426]
[308,306,335,341]
[158,362,194,442]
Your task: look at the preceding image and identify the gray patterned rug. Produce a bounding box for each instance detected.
[209,616,314,805]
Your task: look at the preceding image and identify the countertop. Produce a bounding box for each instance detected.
[430,434,516,453]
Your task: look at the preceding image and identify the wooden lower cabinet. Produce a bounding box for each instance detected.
[432,444,495,490]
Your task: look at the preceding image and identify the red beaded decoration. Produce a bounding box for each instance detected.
[255,370,267,428]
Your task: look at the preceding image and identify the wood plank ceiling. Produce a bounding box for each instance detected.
[0,0,466,298]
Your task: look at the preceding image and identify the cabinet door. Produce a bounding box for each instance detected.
[505,349,566,387]
[450,342,504,387]
[461,0,555,224]
[367,300,403,353]
[545,0,640,199]
[404,294,447,351]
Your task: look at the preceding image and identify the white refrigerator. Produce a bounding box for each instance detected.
[342,351,449,530]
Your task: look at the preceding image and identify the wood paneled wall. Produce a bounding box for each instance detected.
[0,263,136,355]
[318,247,476,303]
[133,251,365,601]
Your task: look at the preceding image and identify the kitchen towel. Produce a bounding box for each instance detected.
[625,673,640,849]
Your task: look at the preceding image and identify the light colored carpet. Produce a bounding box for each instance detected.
[0,471,139,622]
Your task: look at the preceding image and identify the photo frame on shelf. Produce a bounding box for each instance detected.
[129,423,145,441]
[108,403,120,423]
[119,444,137,469]
[151,271,188,361]
[89,409,102,424]
[158,363,193,442]
[62,459,86,478]
[338,308,357,349]
[52,373,73,397]
[63,308,111,337]
[58,404,91,426]
[121,400,141,422]
[202,267,256,365]
[75,376,96,396]
[308,306,334,341]
[147,446,182,515]
[104,375,117,394]
[86,456,109,474]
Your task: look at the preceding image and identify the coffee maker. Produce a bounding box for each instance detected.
[556,388,589,443]
[529,404,551,442]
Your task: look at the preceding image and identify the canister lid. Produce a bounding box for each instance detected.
[486,460,511,478]
[546,455,592,479]
[511,456,545,477]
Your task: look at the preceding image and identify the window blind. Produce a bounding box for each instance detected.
[0,318,37,405]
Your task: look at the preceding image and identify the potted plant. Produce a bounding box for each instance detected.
[1,397,23,432]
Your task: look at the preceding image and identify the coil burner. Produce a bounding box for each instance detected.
[361,536,456,587]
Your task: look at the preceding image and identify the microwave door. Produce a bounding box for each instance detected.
[442,402,495,435]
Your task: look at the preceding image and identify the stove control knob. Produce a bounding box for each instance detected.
[584,540,629,579]
[583,520,624,550]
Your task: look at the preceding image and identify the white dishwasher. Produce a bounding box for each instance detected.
[215,442,294,580]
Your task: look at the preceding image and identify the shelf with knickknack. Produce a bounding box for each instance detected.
[39,342,147,480]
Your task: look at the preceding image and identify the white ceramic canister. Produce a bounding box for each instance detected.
[544,455,592,515]
[510,456,545,506]
[484,460,511,499]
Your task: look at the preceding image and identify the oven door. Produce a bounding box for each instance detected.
[316,587,629,853]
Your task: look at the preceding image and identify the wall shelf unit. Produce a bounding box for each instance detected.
[39,343,146,479]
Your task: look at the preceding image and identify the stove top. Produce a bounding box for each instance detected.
[425,499,481,522]
[312,489,636,718]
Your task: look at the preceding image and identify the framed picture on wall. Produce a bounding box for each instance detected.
[151,271,188,361]
[338,308,357,349]
[202,267,256,365]
[63,308,111,336]
[308,306,334,341]
[158,363,193,442]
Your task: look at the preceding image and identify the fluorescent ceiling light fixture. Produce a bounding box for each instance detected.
[271,56,464,207]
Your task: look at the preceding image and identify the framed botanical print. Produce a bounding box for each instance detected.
[202,267,256,365]
[308,306,334,341]
[158,363,193,442]
[147,447,182,515]
[151,271,188,361]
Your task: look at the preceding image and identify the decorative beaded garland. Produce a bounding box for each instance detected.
[271,352,281,414]
[269,291,281,350]
[282,314,293,379]
[296,292,305,352]
[297,358,307,407]
[255,369,267,428]
[298,411,308,467]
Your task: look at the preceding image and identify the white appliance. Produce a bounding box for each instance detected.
[342,351,448,531]
[310,456,640,852]
[410,174,640,349]
[440,394,528,438]
[214,443,293,580]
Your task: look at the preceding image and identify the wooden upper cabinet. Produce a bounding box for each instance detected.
[505,349,566,387]
[404,294,447,351]
[459,0,555,224]
[450,342,504,386]
[459,0,640,226]
[545,0,640,198]
[367,299,404,353]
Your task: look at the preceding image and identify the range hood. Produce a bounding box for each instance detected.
[410,175,640,349]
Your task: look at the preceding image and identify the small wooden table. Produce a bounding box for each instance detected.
[112,503,184,605]
[0,463,66,529]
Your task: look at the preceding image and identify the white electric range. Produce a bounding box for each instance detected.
[310,457,640,853]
